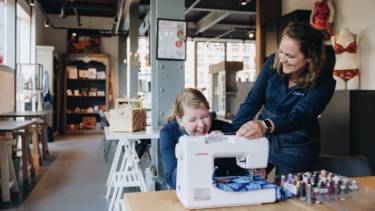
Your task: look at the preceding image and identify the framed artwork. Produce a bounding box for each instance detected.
[157,18,187,61]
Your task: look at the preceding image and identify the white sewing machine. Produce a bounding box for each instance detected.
[175,135,276,209]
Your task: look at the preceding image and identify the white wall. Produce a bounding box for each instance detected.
[43,27,67,53]
[35,3,46,46]
[282,0,314,14]
[282,0,375,90]
[101,37,119,102]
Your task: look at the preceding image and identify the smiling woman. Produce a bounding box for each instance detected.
[233,22,336,176]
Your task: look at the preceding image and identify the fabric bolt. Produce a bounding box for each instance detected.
[213,175,285,201]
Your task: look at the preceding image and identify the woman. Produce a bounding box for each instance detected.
[233,22,336,176]
[160,88,239,189]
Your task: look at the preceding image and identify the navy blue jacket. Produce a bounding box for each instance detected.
[159,119,235,189]
[233,54,336,172]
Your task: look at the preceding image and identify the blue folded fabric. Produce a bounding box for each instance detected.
[213,175,290,201]
[213,176,276,192]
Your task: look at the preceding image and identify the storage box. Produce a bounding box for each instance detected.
[79,69,89,79]
[96,71,106,79]
[97,90,105,96]
[109,107,147,132]
[88,68,97,79]
[116,98,142,109]
[82,116,97,130]
[67,66,78,79]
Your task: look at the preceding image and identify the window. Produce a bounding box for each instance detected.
[227,41,256,82]
[15,3,32,111]
[184,39,256,97]
[184,39,195,88]
[196,42,225,98]
[16,3,31,64]
[0,0,6,65]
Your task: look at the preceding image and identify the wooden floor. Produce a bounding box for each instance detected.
[2,134,110,211]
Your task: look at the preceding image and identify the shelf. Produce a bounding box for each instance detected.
[65,129,104,135]
[67,78,106,81]
[63,53,109,135]
[67,96,105,98]
[67,112,101,115]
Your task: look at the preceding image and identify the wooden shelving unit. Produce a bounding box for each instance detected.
[62,53,110,134]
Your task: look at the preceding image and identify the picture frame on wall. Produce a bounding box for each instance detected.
[156,18,187,61]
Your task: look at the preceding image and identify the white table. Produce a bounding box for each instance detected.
[104,127,160,211]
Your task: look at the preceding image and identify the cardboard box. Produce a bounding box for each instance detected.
[96,71,106,79]
[67,66,78,79]
[79,69,89,79]
[88,68,97,79]
[82,116,97,130]
[109,107,147,132]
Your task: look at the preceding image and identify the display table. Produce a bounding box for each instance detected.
[0,120,36,202]
[105,127,161,211]
[124,176,375,211]
[0,111,51,159]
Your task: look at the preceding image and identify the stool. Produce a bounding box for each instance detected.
[0,133,19,202]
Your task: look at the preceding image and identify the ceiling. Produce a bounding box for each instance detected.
[38,0,256,40]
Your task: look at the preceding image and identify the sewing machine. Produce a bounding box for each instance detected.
[175,135,276,209]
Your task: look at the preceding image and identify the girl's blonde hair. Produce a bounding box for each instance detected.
[167,88,210,121]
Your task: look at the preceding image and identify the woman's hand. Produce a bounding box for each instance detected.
[236,120,267,139]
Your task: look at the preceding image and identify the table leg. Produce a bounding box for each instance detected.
[40,122,49,157]
[0,133,11,202]
[7,140,19,192]
[25,127,37,176]
[150,138,160,177]
[31,126,41,170]
[21,130,29,181]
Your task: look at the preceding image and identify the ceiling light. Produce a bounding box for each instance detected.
[72,32,77,37]
[30,0,35,6]
[241,0,247,6]
[44,21,50,28]
[248,31,255,39]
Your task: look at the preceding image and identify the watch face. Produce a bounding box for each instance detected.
[264,120,272,129]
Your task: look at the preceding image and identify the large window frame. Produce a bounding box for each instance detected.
[184,38,256,95]
[0,0,7,66]
[16,2,31,64]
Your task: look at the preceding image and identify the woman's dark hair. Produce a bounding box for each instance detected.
[273,22,327,88]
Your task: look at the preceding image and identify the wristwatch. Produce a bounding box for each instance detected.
[262,119,272,132]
